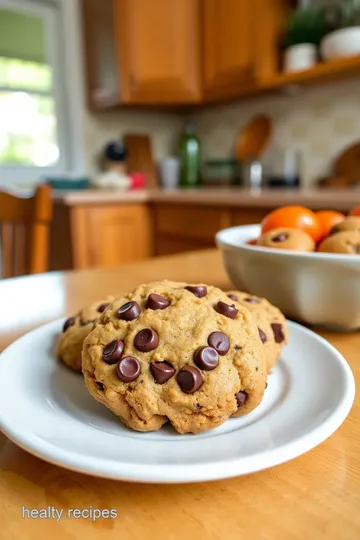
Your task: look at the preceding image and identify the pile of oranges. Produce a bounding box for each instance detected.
[249,205,360,253]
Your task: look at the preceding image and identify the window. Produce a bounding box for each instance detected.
[0,0,85,181]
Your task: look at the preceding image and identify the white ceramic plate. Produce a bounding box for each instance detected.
[0,319,355,483]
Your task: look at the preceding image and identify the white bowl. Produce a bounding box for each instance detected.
[215,224,360,331]
[321,27,360,61]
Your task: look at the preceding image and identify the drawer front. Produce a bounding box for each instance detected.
[154,204,231,241]
[155,235,213,256]
[72,204,153,269]
[230,208,269,226]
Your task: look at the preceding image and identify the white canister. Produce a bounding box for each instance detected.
[158,157,180,189]
[284,43,317,72]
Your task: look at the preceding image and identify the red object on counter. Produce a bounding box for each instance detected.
[349,205,360,217]
[129,172,147,189]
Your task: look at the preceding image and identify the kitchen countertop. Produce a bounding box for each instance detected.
[53,187,360,211]
[1,249,359,540]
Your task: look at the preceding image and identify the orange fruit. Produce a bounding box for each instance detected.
[315,210,345,240]
[261,206,322,243]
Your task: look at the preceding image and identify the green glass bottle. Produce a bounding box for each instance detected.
[179,120,201,188]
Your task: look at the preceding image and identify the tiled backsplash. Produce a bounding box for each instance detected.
[194,77,360,187]
[84,77,360,188]
[83,109,183,175]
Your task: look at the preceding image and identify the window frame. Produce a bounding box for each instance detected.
[0,0,86,183]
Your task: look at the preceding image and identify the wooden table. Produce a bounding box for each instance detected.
[0,250,359,540]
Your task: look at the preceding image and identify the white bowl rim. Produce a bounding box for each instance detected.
[215,224,360,262]
[322,26,360,41]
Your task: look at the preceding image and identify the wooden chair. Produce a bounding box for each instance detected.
[0,185,52,278]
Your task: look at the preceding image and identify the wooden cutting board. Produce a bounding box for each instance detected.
[123,134,158,187]
[235,115,272,161]
[333,143,360,184]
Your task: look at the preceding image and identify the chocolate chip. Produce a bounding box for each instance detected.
[208,332,230,355]
[244,297,260,304]
[63,317,75,332]
[146,293,170,310]
[177,366,203,393]
[215,301,238,319]
[258,328,267,343]
[150,361,175,384]
[330,224,341,235]
[117,301,141,321]
[234,345,243,351]
[134,328,159,352]
[194,346,219,371]
[97,303,110,313]
[116,356,141,382]
[96,381,104,391]
[265,382,268,389]
[271,323,285,343]
[272,232,288,243]
[227,293,238,301]
[185,286,207,298]
[102,339,125,364]
[235,391,248,408]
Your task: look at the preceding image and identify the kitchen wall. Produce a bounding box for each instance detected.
[194,77,360,188]
[83,109,183,176]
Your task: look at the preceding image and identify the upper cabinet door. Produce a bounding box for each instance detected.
[202,0,254,100]
[81,0,121,110]
[116,0,202,104]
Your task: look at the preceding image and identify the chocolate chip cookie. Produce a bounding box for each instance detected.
[318,230,360,254]
[57,298,114,372]
[258,228,315,252]
[82,280,267,434]
[329,216,360,235]
[227,290,288,372]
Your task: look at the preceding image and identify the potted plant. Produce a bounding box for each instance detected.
[282,2,328,72]
[321,0,360,61]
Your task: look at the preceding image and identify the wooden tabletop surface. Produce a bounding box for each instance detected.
[0,249,359,540]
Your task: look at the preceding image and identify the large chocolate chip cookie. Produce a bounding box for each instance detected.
[227,290,288,372]
[82,280,267,434]
[318,230,360,254]
[56,298,114,372]
[258,227,315,252]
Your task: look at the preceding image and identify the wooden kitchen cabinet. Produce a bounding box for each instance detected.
[81,0,121,110]
[202,0,256,100]
[152,204,231,256]
[50,203,153,271]
[115,0,202,104]
[81,0,202,108]
[230,208,269,226]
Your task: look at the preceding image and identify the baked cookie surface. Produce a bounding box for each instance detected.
[82,280,267,434]
[329,216,360,235]
[227,290,288,372]
[57,298,113,372]
[258,228,315,252]
[318,230,360,254]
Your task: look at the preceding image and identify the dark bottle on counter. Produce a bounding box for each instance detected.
[179,120,201,188]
